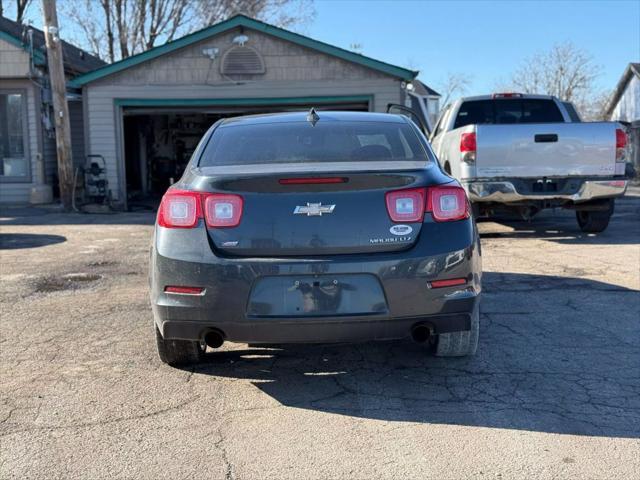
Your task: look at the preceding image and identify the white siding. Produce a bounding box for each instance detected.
[611,75,640,123]
[93,29,392,86]
[0,79,39,204]
[0,39,30,78]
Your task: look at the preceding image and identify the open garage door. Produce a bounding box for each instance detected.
[122,98,370,206]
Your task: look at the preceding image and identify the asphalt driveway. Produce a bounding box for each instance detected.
[1,190,639,479]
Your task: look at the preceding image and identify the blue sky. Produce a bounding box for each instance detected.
[10,0,640,95]
[308,0,640,94]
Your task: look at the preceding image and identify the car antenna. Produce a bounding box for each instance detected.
[307,107,320,126]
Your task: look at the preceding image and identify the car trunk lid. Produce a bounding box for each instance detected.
[197,166,437,256]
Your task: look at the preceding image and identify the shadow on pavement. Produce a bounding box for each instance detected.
[0,233,67,249]
[190,272,640,439]
[0,207,155,226]
[478,195,640,245]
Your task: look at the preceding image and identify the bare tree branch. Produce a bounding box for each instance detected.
[60,0,106,60]
[581,89,612,121]
[193,0,315,31]
[437,72,473,107]
[58,0,314,63]
[509,42,601,102]
[2,0,34,22]
[16,0,32,23]
[506,42,604,120]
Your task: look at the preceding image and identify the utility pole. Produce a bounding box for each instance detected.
[42,0,74,210]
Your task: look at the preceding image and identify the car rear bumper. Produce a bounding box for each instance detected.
[150,220,481,344]
[159,313,474,344]
[464,178,628,203]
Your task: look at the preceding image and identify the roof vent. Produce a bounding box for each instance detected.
[221,46,265,75]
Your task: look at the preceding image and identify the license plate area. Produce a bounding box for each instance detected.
[247,274,388,317]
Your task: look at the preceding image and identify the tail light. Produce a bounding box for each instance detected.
[157,189,244,229]
[385,188,426,223]
[386,185,469,223]
[203,194,243,227]
[157,190,202,228]
[616,128,627,163]
[426,185,469,222]
[460,132,476,164]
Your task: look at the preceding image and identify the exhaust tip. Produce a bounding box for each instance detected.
[411,324,431,344]
[204,330,224,349]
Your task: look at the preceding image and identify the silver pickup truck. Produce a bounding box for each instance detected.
[430,93,632,232]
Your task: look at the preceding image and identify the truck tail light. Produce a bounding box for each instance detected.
[203,194,243,227]
[492,92,522,98]
[460,132,477,164]
[157,189,244,228]
[157,190,202,228]
[616,128,628,162]
[385,188,426,223]
[427,185,469,222]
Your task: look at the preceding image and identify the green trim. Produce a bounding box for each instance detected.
[115,95,373,108]
[70,15,417,87]
[0,30,46,65]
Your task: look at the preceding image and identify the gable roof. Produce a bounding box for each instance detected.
[69,14,418,88]
[0,16,105,75]
[605,63,640,117]
[413,79,441,97]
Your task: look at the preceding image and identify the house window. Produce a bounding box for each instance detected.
[0,91,29,180]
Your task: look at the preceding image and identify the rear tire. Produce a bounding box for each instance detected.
[434,303,479,357]
[155,325,205,367]
[576,200,614,233]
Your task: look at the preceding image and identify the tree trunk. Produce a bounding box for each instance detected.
[100,0,115,63]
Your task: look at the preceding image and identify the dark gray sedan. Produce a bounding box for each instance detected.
[150,111,481,366]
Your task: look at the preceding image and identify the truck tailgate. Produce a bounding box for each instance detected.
[475,122,617,178]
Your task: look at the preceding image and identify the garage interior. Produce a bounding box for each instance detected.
[122,101,369,205]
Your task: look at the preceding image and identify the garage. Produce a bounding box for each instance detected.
[121,97,370,202]
[70,15,432,208]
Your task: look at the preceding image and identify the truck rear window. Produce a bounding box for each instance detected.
[453,99,564,129]
[199,121,429,166]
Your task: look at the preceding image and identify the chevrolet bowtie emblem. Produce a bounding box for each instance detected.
[293,203,336,216]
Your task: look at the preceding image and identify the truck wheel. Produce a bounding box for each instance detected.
[155,324,205,367]
[576,200,614,233]
[433,303,479,357]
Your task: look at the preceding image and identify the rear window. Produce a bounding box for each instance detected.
[453,99,564,129]
[199,121,429,166]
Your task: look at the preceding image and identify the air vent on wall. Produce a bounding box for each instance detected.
[221,46,266,75]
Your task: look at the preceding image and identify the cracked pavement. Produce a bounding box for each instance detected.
[1,189,639,479]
